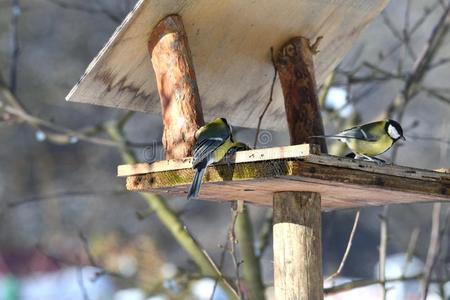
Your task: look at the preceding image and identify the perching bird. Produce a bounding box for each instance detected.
[188,118,250,200]
[312,119,405,163]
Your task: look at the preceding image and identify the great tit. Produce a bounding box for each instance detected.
[188,118,249,200]
[312,119,405,163]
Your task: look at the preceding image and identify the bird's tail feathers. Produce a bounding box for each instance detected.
[187,167,206,200]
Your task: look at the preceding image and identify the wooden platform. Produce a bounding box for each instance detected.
[66,0,389,131]
[118,145,450,210]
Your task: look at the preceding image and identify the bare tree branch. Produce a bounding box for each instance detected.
[382,10,416,60]
[256,209,273,258]
[7,190,128,208]
[324,273,449,295]
[402,227,420,276]
[229,201,244,300]
[379,206,389,300]
[254,47,277,149]
[9,0,21,93]
[76,266,92,300]
[421,204,450,300]
[325,210,360,282]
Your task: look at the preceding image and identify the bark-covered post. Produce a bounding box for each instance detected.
[276,37,327,153]
[273,37,325,299]
[148,15,204,159]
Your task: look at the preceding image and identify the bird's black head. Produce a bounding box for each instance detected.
[220,117,229,128]
[385,119,405,142]
[220,118,233,132]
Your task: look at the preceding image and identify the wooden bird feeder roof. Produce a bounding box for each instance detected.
[118,144,450,210]
[66,0,389,130]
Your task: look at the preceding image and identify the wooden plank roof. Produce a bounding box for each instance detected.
[66,0,389,130]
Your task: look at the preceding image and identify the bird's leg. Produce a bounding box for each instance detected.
[359,154,386,166]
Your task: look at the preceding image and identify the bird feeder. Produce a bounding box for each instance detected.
[67,1,450,299]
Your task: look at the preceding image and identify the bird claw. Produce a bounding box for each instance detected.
[373,158,386,166]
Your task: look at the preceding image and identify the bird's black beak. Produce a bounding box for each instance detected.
[401,136,406,141]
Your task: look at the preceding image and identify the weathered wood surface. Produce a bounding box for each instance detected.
[118,144,318,176]
[118,145,450,210]
[273,192,323,300]
[66,0,389,130]
[276,37,327,152]
[148,15,204,159]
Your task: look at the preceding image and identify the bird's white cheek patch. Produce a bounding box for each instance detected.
[387,124,401,139]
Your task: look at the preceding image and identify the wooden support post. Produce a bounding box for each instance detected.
[148,15,204,159]
[273,37,325,299]
[273,192,323,300]
[276,37,327,153]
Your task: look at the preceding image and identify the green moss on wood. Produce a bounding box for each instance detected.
[127,159,296,190]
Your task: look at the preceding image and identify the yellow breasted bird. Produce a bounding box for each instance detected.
[188,118,250,199]
[312,119,405,163]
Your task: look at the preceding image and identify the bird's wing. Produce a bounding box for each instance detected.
[192,137,226,167]
[338,126,378,141]
[192,118,232,167]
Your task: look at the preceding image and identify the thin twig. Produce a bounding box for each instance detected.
[76,266,91,300]
[0,80,149,148]
[3,105,122,147]
[229,201,244,300]
[79,232,97,268]
[420,86,450,105]
[256,209,273,258]
[9,0,21,93]
[325,210,360,281]
[235,205,265,300]
[381,11,416,60]
[254,47,277,149]
[324,273,449,295]
[379,206,389,300]
[209,233,230,300]
[7,190,128,208]
[401,227,420,276]
[421,203,442,300]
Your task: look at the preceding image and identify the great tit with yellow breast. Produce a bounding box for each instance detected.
[188,118,250,200]
[312,119,405,163]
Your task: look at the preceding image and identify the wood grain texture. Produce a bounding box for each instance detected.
[277,37,327,152]
[273,192,323,300]
[118,144,319,176]
[66,0,390,131]
[148,15,204,159]
[120,152,450,210]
